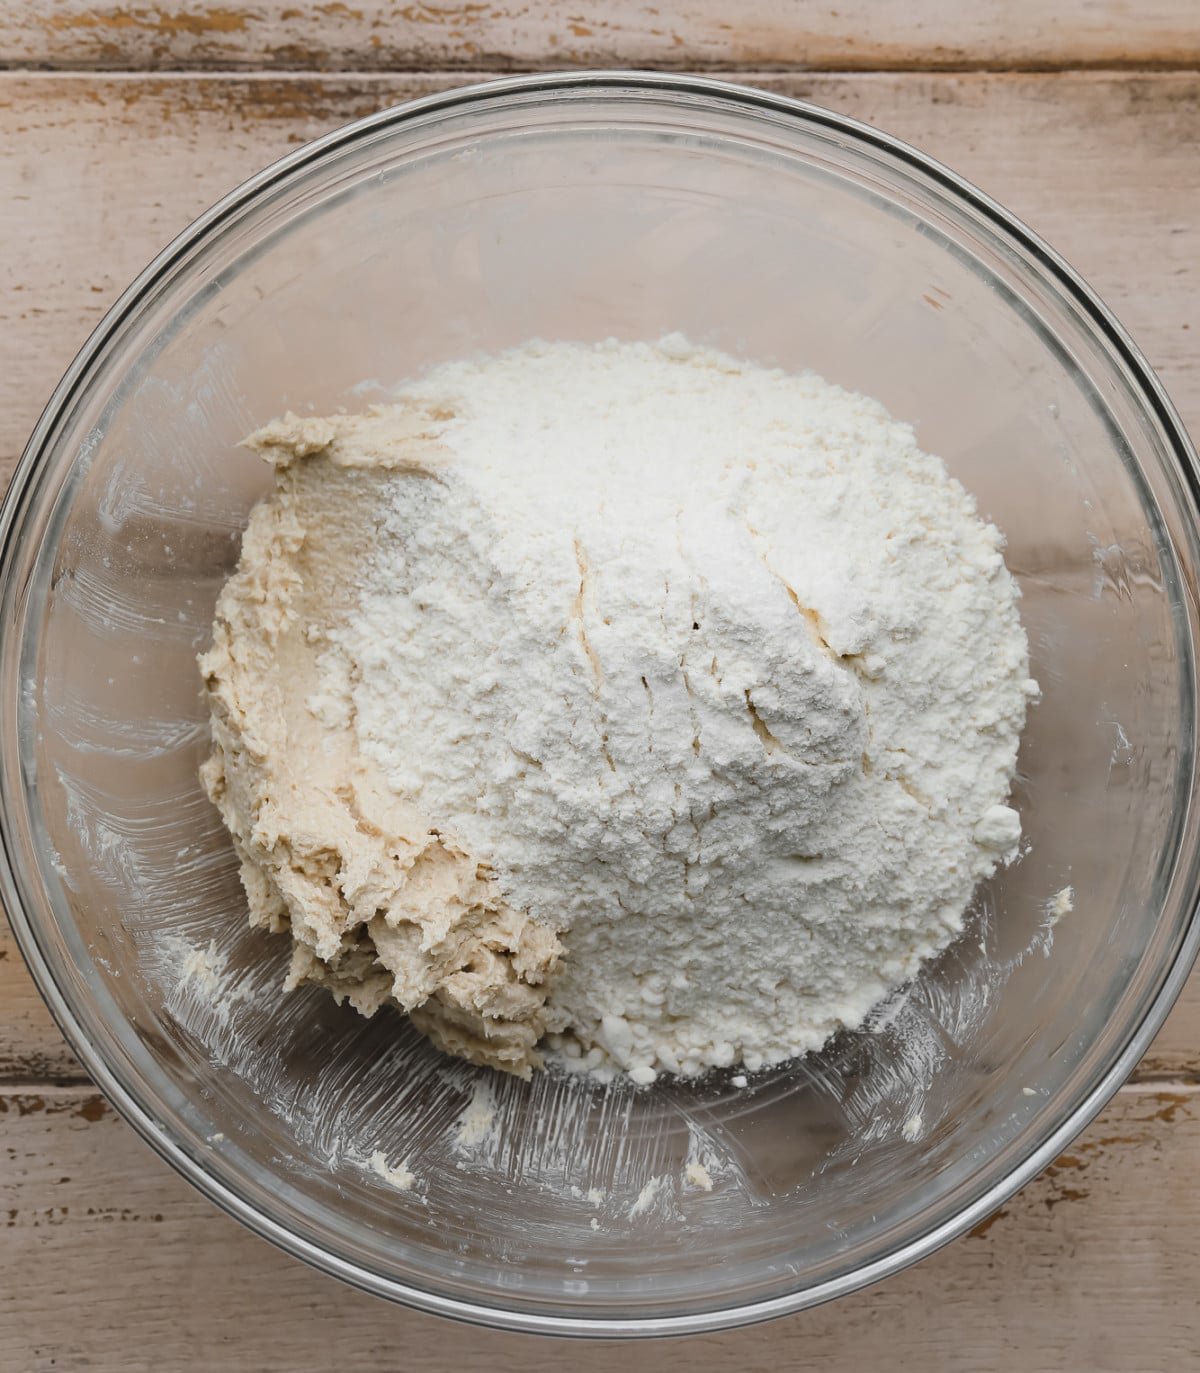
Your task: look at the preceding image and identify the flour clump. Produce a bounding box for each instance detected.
[201,337,1035,1082]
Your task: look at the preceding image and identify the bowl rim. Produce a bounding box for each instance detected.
[3,68,1200,1338]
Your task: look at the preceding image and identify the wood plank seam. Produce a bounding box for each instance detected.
[4,1078,1200,1101]
[4,62,1200,77]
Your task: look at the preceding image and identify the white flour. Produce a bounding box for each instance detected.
[318,337,1035,1080]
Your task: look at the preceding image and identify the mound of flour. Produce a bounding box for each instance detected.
[334,336,1035,1078]
[206,336,1035,1082]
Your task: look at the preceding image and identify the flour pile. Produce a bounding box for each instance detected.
[201,337,1036,1082]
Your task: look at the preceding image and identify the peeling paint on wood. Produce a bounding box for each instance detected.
[2,1084,1198,1368]
[3,2,1200,74]
[0,68,1198,486]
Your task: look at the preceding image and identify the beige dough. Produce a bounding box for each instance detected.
[199,406,562,1078]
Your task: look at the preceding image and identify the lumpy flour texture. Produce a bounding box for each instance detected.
[201,337,1036,1082]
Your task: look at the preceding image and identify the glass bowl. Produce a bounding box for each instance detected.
[3,72,1200,1338]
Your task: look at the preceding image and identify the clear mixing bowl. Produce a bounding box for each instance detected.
[4,73,1200,1337]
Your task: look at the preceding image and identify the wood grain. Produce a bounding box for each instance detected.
[0,929,82,1084]
[2,70,1199,486]
[1,1082,1196,1370]
[4,1,1200,74]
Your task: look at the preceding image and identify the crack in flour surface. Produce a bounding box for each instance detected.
[201,337,1035,1083]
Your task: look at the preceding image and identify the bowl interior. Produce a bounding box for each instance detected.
[6,81,1200,1330]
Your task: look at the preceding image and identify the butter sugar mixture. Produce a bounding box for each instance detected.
[201,337,1036,1082]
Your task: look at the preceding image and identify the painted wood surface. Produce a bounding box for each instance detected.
[2,1084,1198,1371]
[3,71,1198,491]
[2,21,1200,1371]
[4,1,1200,73]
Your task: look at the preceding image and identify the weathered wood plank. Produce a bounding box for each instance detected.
[1,1083,1196,1369]
[3,69,1200,1084]
[0,929,84,1083]
[2,71,1199,487]
[4,1,1200,74]
[0,72,455,486]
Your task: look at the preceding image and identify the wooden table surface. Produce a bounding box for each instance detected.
[4,5,1200,1369]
